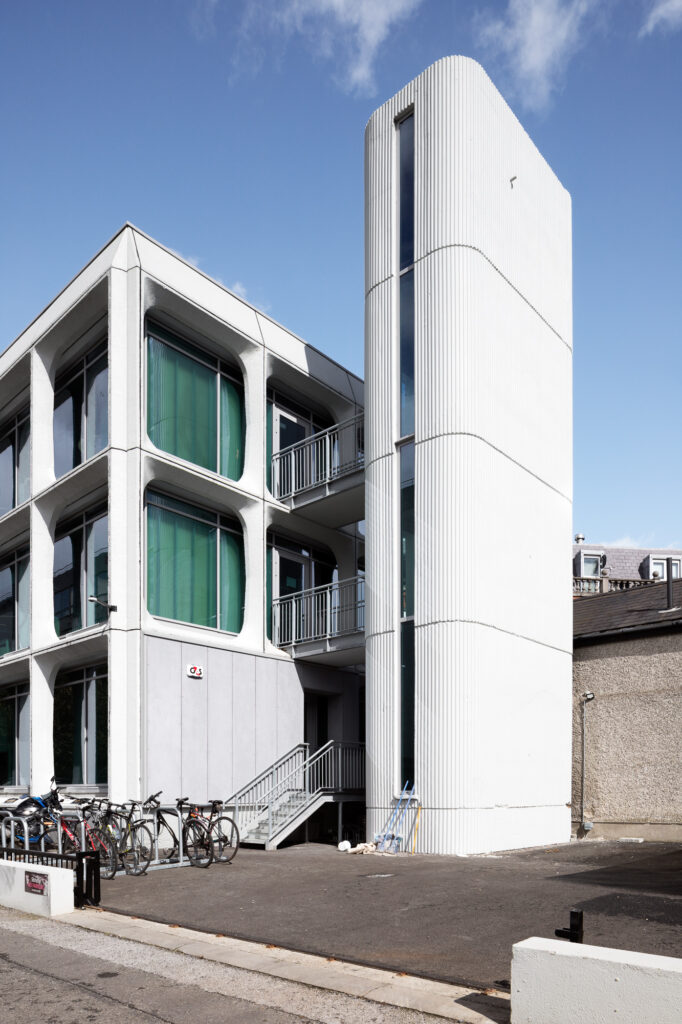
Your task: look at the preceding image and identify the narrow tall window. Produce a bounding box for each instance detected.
[53,665,108,786]
[53,507,108,636]
[0,683,30,786]
[0,410,30,517]
[398,112,415,438]
[0,548,30,656]
[147,325,245,480]
[400,442,415,787]
[53,344,108,478]
[146,490,245,632]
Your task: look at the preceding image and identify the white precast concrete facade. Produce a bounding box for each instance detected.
[365,58,573,853]
[0,225,364,805]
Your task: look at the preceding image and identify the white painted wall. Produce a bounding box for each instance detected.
[0,860,74,917]
[365,57,572,853]
[512,937,682,1024]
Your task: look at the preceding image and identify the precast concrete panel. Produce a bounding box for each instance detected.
[145,636,183,800]
[180,643,209,801]
[232,652,257,789]
[365,57,572,853]
[206,647,234,797]
[255,657,278,770]
[415,248,572,496]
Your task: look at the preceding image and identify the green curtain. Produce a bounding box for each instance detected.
[220,376,245,480]
[147,336,217,472]
[147,503,217,628]
[220,530,245,632]
[266,544,273,640]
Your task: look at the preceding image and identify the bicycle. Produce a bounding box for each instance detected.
[143,792,213,867]
[96,799,153,876]
[186,799,239,863]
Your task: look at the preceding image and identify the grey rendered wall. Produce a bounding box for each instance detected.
[144,636,361,802]
[572,633,682,839]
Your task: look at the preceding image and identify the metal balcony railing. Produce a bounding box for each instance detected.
[271,413,364,500]
[272,576,365,647]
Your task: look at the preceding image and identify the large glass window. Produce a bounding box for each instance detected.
[53,344,108,478]
[147,490,245,632]
[147,325,245,480]
[53,665,107,786]
[53,507,108,637]
[0,409,30,518]
[0,683,30,787]
[0,548,30,656]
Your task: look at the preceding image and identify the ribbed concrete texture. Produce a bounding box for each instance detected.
[365,57,573,854]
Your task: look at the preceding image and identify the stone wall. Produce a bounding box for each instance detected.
[572,631,682,839]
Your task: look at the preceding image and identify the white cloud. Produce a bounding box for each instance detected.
[275,0,423,93]
[230,280,248,299]
[597,535,681,550]
[476,0,598,113]
[190,0,219,41]
[640,0,682,36]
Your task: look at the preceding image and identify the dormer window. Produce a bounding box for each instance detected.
[580,552,603,578]
[649,558,680,581]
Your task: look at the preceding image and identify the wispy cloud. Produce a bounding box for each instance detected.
[640,0,682,36]
[274,0,423,94]
[597,535,681,550]
[190,0,219,41]
[199,0,422,95]
[229,280,248,299]
[476,0,599,113]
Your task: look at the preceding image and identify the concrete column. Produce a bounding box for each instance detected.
[30,656,56,792]
[240,501,265,650]
[30,347,55,495]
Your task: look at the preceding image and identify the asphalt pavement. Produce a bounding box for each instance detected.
[98,839,682,990]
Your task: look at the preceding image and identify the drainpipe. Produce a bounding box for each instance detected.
[580,692,595,833]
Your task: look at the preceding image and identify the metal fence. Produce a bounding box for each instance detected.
[273,575,365,646]
[0,843,100,907]
[271,413,364,499]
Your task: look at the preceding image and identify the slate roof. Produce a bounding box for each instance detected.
[572,544,682,580]
[574,579,682,642]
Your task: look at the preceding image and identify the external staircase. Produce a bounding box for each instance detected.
[224,740,365,850]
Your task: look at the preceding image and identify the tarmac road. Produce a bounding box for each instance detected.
[99,839,682,990]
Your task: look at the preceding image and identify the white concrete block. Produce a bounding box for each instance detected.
[512,937,682,1024]
[0,860,74,917]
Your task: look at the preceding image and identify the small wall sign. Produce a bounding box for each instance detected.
[25,871,48,896]
[186,665,204,679]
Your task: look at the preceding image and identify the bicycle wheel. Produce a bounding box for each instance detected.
[210,816,239,863]
[90,828,117,880]
[123,822,153,876]
[183,819,213,867]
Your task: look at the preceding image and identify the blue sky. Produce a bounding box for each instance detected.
[1,1,681,548]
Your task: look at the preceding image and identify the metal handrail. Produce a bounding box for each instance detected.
[223,744,309,834]
[273,575,365,646]
[271,413,364,499]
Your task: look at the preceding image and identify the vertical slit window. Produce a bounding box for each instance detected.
[400,621,415,787]
[0,410,30,517]
[53,344,108,478]
[147,325,245,481]
[399,269,415,437]
[0,549,30,656]
[400,442,415,619]
[399,113,415,271]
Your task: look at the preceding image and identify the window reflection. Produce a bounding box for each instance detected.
[53,344,107,479]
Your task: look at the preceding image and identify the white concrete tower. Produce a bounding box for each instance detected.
[365,57,573,854]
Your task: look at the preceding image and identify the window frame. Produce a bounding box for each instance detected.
[0,682,30,788]
[53,664,108,789]
[146,322,244,479]
[145,489,244,634]
[649,557,681,580]
[0,407,30,518]
[0,546,30,656]
[580,551,603,578]
[53,504,108,637]
[53,341,108,479]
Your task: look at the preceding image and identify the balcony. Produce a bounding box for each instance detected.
[272,576,365,667]
[271,414,364,527]
[573,576,659,597]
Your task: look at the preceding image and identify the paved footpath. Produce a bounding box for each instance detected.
[0,905,509,1024]
[99,840,682,990]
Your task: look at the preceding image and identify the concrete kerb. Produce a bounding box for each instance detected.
[55,907,511,1023]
